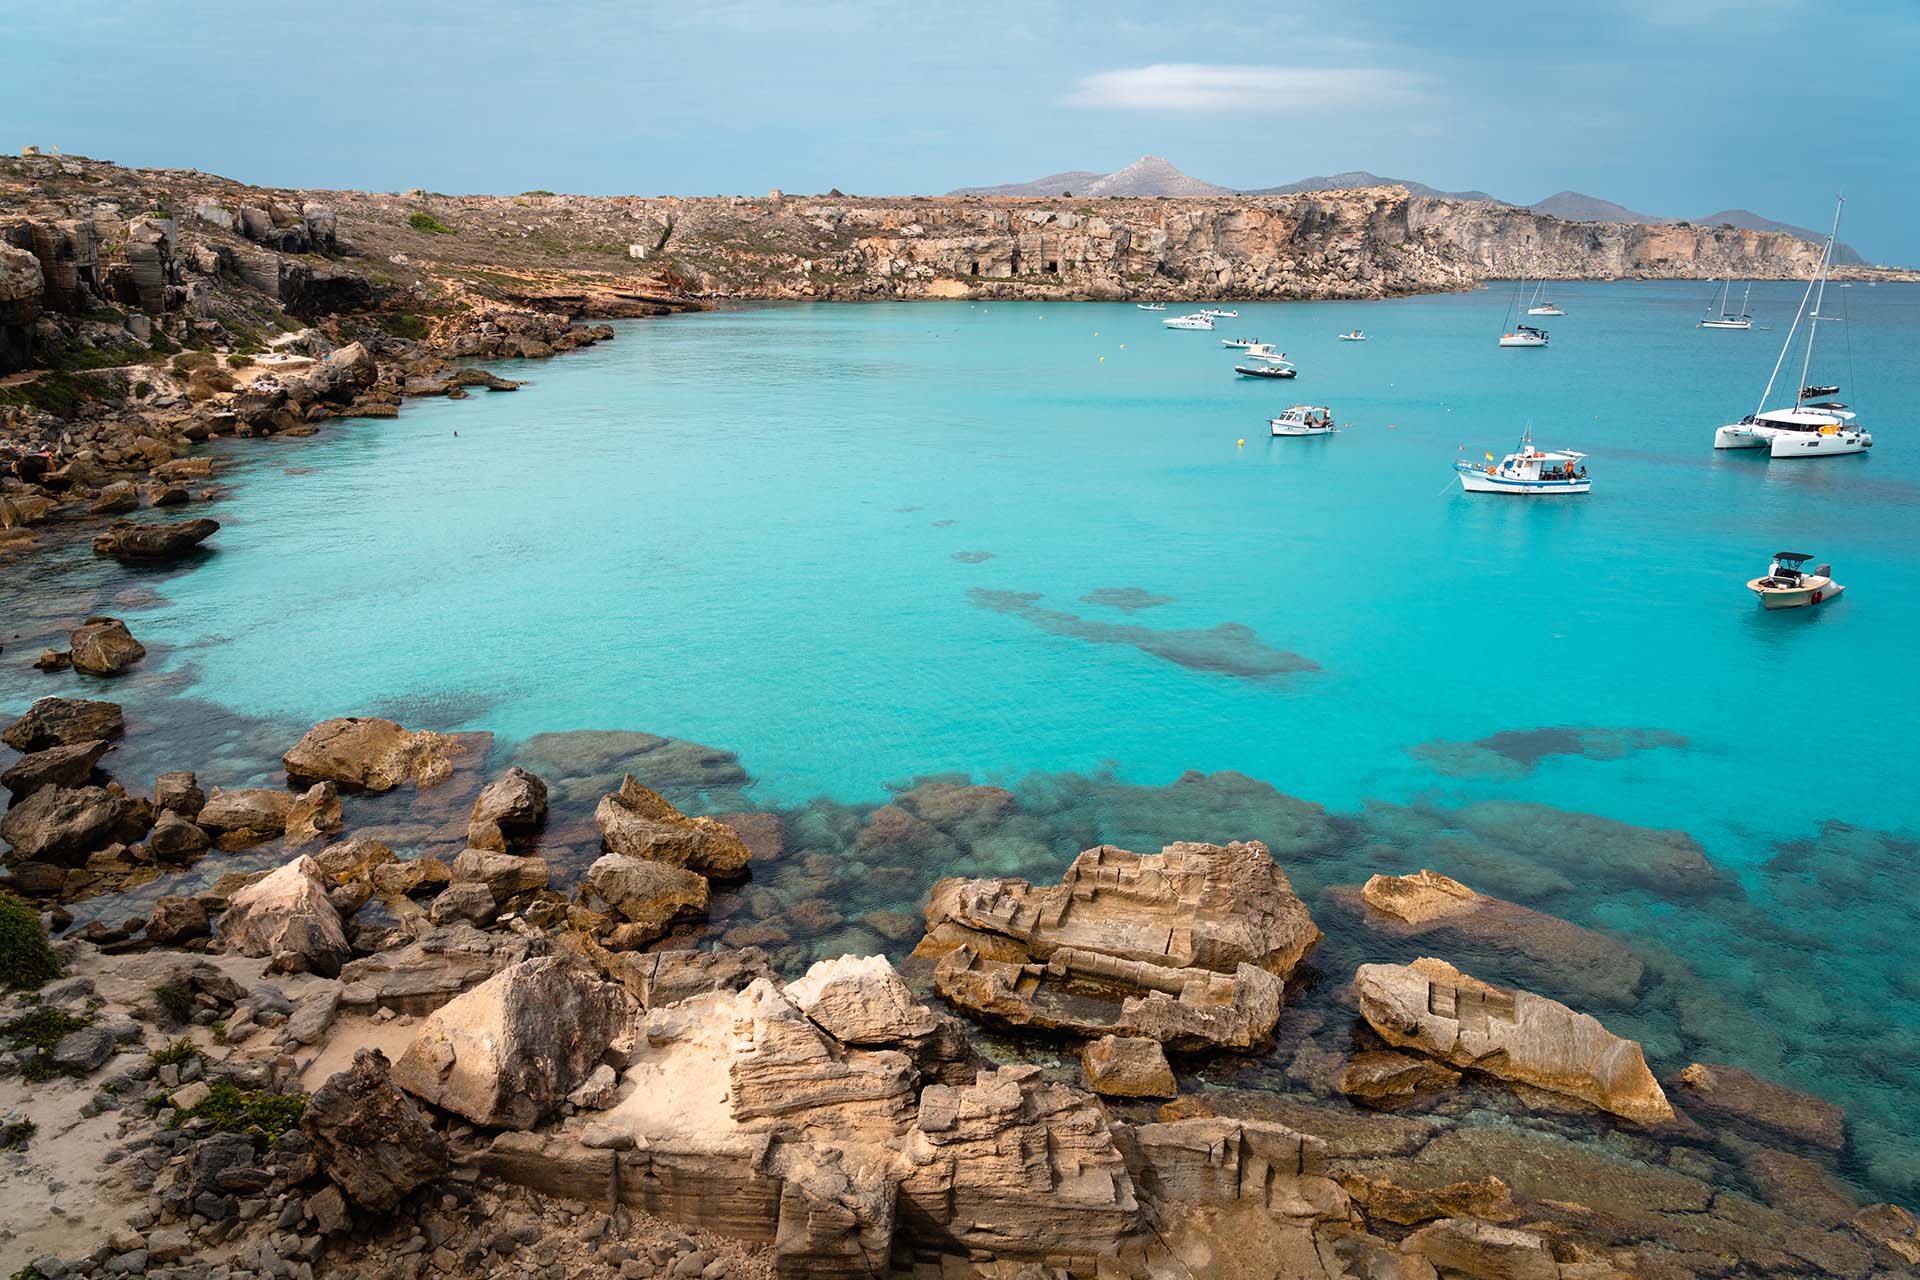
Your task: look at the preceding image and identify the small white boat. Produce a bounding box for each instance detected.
[1270,405,1337,436]
[1455,428,1589,494]
[1137,302,1167,312]
[1236,362,1296,379]
[1748,552,1844,609]
[1712,198,1871,459]
[1163,313,1215,330]
[1338,330,1367,341]
[1699,279,1753,330]
[1202,307,1239,318]
[1220,337,1263,350]
[1524,280,1564,316]
[1499,324,1550,348]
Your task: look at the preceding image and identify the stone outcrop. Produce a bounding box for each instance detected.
[281,781,343,846]
[449,847,550,901]
[0,782,149,862]
[216,854,352,976]
[337,921,539,1015]
[1354,956,1674,1124]
[594,775,752,877]
[195,786,295,842]
[782,953,973,1085]
[1,739,109,799]
[393,955,629,1128]
[915,840,1319,1050]
[582,851,709,942]
[301,1048,450,1211]
[67,616,146,676]
[283,717,440,791]
[2,697,125,752]
[1081,1035,1176,1098]
[466,765,547,849]
[1670,1060,1846,1152]
[90,517,219,561]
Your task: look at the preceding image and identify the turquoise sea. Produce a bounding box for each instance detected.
[7,281,1920,1200]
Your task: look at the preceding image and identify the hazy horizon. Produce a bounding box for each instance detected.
[4,0,1914,262]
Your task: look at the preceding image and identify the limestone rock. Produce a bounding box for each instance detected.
[147,810,211,860]
[283,717,433,792]
[584,852,709,939]
[67,617,146,676]
[1082,1035,1177,1098]
[337,921,536,1015]
[1337,1050,1463,1105]
[1670,1061,1845,1152]
[450,847,549,901]
[0,783,149,862]
[784,953,974,1084]
[302,1048,450,1211]
[1130,1116,1346,1222]
[196,787,294,841]
[1,739,109,799]
[430,881,498,925]
[217,854,352,977]
[1853,1203,1920,1265]
[917,840,1318,1051]
[145,894,211,944]
[393,955,630,1128]
[470,766,548,830]
[721,979,919,1136]
[1403,1217,1560,1280]
[282,781,343,846]
[312,836,395,885]
[91,518,219,561]
[594,775,752,877]
[1354,957,1673,1125]
[1339,1174,1518,1227]
[153,770,204,817]
[2,697,125,752]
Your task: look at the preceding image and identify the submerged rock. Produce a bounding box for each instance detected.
[392,955,630,1129]
[1354,956,1673,1125]
[2,697,125,752]
[916,840,1319,1050]
[302,1047,450,1212]
[67,616,146,676]
[217,854,351,976]
[1669,1060,1846,1152]
[91,517,219,561]
[594,774,752,877]
[1337,1049,1463,1105]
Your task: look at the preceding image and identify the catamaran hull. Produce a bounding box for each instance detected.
[1457,471,1591,495]
[1770,431,1872,458]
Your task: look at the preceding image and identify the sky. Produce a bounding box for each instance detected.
[4,0,1916,263]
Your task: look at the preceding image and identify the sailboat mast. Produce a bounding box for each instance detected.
[1740,281,1751,318]
[1795,197,1844,407]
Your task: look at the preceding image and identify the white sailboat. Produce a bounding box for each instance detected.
[1699,278,1753,330]
[1712,198,1872,459]
[1524,280,1565,317]
[1498,274,1550,347]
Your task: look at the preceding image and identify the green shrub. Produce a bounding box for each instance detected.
[150,1037,202,1068]
[521,189,554,196]
[1,1005,93,1080]
[0,893,60,991]
[226,353,254,369]
[0,1117,33,1150]
[171,350,215,373]
[381,312,430,341]
[407,211,453,235]
[172,1082,307,1146]
[153,982,194,1023]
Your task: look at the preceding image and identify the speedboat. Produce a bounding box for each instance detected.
[1748,552,1843,609]
[1270,405,1337,436]
[1498,324,1550,348]
[1164,313,1215,331]
[1137,303,1167,312]
[1202,308,1239,318]
[1236,361,1296,379]
[1712,198,1871,459]
[1455,428,1590,494]
[1338,330,1367,341]
[1241,343,1287,362]
[1220,337,1263,349]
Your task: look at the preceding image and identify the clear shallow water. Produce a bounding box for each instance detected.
[6,282,1920,1200]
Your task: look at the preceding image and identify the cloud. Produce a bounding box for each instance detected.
[1067,62,1422,112]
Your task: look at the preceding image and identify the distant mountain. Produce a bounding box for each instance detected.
[1528,191,1662,223]
[949,155,1231,198]
[1245,170,1505,203]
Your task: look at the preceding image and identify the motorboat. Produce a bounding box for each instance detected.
[1338,330,1367,341]
[1236,361,1296,379]
[1747,551,1844,609]
[1220,337,1264,349]
[1202,308,1239,318]
[1712,198,1872,459]
[1241,343,1288,362]
[1137,302,1167,311]
[1163,313,1215,330]
[1498,324,1550,348]
[1455,428,1590,494]
[1699,278,1753,330]
[1270,405,1337,436]
[1524,280,1564,316]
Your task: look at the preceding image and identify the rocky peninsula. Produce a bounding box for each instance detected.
[6,150,1920,1280]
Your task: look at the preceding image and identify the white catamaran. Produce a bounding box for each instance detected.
[1699,277,1753,330]
[1712,198,1872,459]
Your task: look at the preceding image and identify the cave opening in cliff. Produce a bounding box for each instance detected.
[969,261,979,275]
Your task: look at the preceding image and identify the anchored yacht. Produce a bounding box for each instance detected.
[1136,302,1167,311]
[1163,313,1215,330]
[1456,428,1590,494]
[1499,275,1551,346]
[1525,280,1565,316]
[1699,278,1753,330]
[1713,198,1872,459]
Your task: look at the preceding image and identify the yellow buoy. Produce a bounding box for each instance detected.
[1237,438,1245,446]
[1098,356,1105,363]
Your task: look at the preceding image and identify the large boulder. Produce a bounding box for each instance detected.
[300,341,376,404]
[916,840,1318,1050]
[283,717,436,792]
[147,810,212,860]
[593,775,751,877]
[195,787,295,842]
[282,782,343,846]
[583,852,708,940]
[1402,1218,1560,1280]
[2,698,125,752]
[1353,957,1673,1125]
[470,766,547,831]
[68,617,146,676]
[783,952,974,1082]
[449,848,549,901]
[91,518,219,561]
[217,855,352,977]
[302,1048,450,1211]
[392,955,630,1128]
[1081,1035,1177,1098]
[0,783,149,862]
[1,739,109,800]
